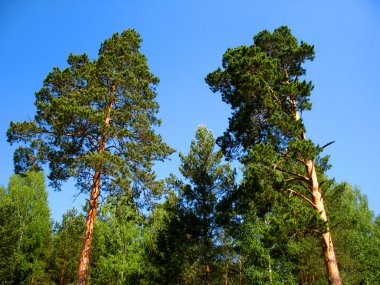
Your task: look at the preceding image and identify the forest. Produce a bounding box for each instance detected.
[1,26,380,285]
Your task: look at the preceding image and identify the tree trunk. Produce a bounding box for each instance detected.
[291,97,342,285]
[305,159,342,285]
[77,171,101,285]
[77,95,114,285]
[225,262,228,285]
[239,256,243,285]
[205,264,211,285]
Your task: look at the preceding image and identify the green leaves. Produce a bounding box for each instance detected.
[0,172,52,284]
[90,197,147,284]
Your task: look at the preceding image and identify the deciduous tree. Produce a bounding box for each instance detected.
[0,171,51,284]
[89,196,147,284]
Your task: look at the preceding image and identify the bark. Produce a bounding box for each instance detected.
[205,264,211,285]
[305,159,342,285]
[296,109,341,283]
[77,170,101,285]
[286,91,343,284]
[76,94,114,285]
[225,263,228,285]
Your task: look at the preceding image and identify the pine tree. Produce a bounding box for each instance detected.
[7,29,173,285]
[170,126,236,284]
[144,189,200,284]
[206,26,342,284]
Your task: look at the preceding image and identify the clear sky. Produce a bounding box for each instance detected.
[1,1,379,221]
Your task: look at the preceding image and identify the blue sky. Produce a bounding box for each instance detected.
[1,1,379,221]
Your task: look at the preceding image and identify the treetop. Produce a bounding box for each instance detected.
[206,26,315,159]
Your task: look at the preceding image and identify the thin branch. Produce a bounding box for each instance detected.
[284,177,303,184]
[296,180,312,193]
[106,144,123,153]
[283,188,317,209]
[322,141,335,149]
[329,222,343,232]
[274,165,310,182]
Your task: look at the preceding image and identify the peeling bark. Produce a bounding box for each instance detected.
[305,159,342,285]
[296,102,342,285]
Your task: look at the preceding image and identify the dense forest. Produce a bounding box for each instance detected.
[1,27,380,284]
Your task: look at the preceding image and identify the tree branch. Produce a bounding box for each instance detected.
[274,165,309,183]
[283,188,317,209]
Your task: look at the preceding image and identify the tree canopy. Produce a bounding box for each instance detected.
[206,26,314,159]
[3,26,379,285]
[206,26,342,284]
[7,29,173,199]
[7,29,174,285]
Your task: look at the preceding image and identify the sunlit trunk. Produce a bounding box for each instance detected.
[205,264,211,285]
[305,159,342,285]
[76,171,101,285]
[77,94,114,285]
[294,98,342,284]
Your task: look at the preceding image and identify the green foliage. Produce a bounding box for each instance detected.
[7,29,173,283]
[89,196,147,284]
[206,26,314,158]
[7,29,174,201]
[176,126,236,282]
[231,154,325,284]
[50,208,85,284]
[144,191,195,284]
[3,26,380,285]
[0,186,20,283]
[327,183,380,284]
[146,126,236,284]
[0,172,52,285]
[234,177,380,284]
[239,213,299,285]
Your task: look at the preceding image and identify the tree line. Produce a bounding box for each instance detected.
[2,27,380,284]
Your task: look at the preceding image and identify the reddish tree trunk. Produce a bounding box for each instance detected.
[77,171,101,285]
[76,95,113,285]
[205,264,211,285]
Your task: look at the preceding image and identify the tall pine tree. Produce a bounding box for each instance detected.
[206,26,342,284]
[7,29,173,285]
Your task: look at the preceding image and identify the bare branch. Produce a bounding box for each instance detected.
[322,141,335,149]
